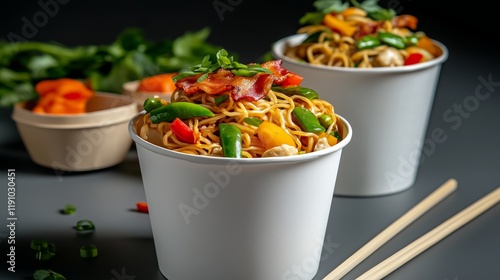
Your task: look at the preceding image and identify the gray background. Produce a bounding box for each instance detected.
[1,0,500,279]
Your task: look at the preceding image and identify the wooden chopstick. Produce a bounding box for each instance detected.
[355,185,500,280]
[323,178,458,280]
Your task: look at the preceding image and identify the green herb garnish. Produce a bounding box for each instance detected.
[0,28,227,107]
[76,220,95,232]
[61,204,76,215]
[80,244,98,258]
[33,269,66,280]
[31,239,56,260]
[172,49,271,83]
[214,94,229,106]
[299,0,396,25]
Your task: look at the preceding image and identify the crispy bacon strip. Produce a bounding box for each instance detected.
[231,73,273,101]
[176,69,234,94]
[391,15,418,30]
[260,59,293,85]
[174,61,286,101]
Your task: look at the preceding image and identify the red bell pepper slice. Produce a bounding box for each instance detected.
[404,53,423,65]
[281,73,304,87]
[136,201,149,213]
[170,118,198,144]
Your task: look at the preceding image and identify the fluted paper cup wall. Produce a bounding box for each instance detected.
[129,113,352,280]
[273,34,448,196]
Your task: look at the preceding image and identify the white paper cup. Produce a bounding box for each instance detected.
[129,113,352,280]
[272,34,448,196]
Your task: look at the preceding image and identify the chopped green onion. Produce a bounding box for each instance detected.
[35,249,55,260]
[243,117,263,127]
[80,244,98,258]
[62,204,76,215]
[172,49,270,82]
[214,94,229,106]
[33,269,66,280]
[31,239,56,260]
[31,239,48,251]
[76,220,95,231]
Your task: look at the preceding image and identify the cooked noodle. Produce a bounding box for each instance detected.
[136,89,341,158]
[285,9,441,68]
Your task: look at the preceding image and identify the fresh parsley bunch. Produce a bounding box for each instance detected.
[0,28,225,107]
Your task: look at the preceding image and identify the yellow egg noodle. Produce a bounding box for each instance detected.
[136,89,342,158]
[285,8,442,68]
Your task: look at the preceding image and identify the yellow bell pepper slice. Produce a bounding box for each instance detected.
[256,121,296,150]
[323,13,357,37]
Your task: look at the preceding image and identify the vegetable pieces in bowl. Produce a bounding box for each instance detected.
[0,27,226,107]
[285,0,443,67]
[135,49,345,158]
[32,78,94,114]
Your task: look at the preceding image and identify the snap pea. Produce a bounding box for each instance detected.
[271,86,319,100]
[403,35,419,46]
[318,114,333,129]
[149,102,214,124]
[356,35,381,50]
[292,107,325,133]
[378,32,406,49]
[219,123,242,158]
[143,97,164,113]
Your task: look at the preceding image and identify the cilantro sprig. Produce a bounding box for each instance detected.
[172,49,271,83]
[299,0,396,25]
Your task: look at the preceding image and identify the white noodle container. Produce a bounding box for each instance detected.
[272,34,449,196]
[129,113,352,280]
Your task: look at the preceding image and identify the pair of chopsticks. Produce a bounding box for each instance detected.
[323,178,500,280]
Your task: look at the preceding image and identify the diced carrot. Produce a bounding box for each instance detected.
[33,78,94,114]
[137,73,177,93]
[417,36,442,58]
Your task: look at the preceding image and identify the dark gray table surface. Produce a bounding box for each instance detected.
[1,1,500,279]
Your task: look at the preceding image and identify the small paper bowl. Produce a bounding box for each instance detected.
[122,80,173,111]
[12,92,138,171]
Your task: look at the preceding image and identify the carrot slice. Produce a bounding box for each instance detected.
[137,73,177,93]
